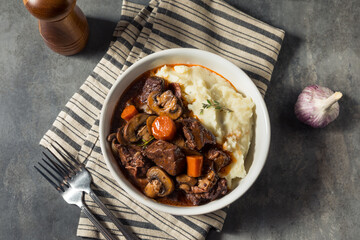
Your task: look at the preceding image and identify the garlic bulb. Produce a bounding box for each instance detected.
[295,85,342,128]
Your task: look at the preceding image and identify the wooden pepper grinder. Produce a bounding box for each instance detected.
[23,0,89,55]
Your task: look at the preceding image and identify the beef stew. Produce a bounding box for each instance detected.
[108,67,232,206]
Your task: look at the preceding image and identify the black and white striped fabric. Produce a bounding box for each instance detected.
[39,0,284,239]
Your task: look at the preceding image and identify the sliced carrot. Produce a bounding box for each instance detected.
[186,155,203,177]
[121,105,138,121]
[151,116,176,140]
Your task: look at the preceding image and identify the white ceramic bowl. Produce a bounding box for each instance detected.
[99,48,270,215]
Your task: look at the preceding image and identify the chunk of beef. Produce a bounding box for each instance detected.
[186,178,228,206]
[201,157,214,175]
[206,148,231,172]
[168,83,183,104]
[140,76,165,103]
[171,135,187,149]
[171,135,200,156]
[180,118,216,150]
[144,140,186,176]
[192,170,218,194]
[117,145,152,178]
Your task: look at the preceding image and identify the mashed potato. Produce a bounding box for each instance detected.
[155,65,255,189]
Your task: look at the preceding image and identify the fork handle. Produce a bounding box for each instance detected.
[89,190,139,240]
[81,205,117,240]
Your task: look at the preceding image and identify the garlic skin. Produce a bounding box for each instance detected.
[295,85,342,128]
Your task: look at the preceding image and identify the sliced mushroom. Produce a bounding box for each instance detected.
[137,125,152,142]
[176,174,197,193]
[107,133,119,155]
[144,166,174,198]
[138,103,154,115]
[146,115,157,134]
[144,179,163,198]
[123,113,150,143]
[111,139,118,156]
[179,184,191,192]
[176,174,197,186]
[107,132,117,142]
[136,115,158,142]
[116,127,126,145]
[147,90,183,119]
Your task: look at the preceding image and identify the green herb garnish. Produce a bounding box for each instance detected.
[200,99,233,114]
[138,136,155,147]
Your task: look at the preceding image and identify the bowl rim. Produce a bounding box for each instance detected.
[99,48,270,215]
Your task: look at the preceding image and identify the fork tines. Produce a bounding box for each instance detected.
[34,142,82,192]
[52,143,82,171]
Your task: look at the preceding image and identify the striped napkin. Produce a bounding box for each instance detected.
[39,0,284,239]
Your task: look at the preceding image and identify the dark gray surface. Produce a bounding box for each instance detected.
[1,0,359,239]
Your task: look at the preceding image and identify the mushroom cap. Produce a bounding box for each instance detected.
[107,132,120,156]
[144,179,162,198]
[147,91,183,120]
[137,125,153,142]
[107,132,117,142]
[123,113,150,143]
[176,174,197,186]
[145,166,174,198]
[146,115,157,134]
[110,138,118,156]
[116,127,127,145]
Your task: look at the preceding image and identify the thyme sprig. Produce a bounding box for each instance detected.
[138,136,155,147]
[200,99,233,114]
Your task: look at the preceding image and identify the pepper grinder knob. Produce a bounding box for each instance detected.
[23,0,89,56]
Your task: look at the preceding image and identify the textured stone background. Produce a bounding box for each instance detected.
[0,0,359,239]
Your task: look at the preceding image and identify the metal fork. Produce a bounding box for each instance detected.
[35,143,138,240]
